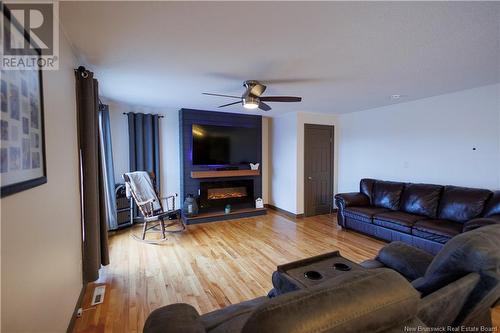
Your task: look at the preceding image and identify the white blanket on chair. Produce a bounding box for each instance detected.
[125,171,162,212]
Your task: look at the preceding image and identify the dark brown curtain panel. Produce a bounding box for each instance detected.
[75,66,109,283]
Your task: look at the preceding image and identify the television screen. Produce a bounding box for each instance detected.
[192,124,259,165]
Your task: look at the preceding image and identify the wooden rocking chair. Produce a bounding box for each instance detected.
[123,171,185,244]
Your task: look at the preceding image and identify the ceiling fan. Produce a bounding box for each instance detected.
[203,80,302,111]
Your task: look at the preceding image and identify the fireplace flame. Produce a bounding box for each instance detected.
[208,187,247,200]
[208,193,247,200]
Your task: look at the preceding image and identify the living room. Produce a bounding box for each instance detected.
[1,1,499,333]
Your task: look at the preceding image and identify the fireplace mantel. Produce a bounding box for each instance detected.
[190,169,260,179]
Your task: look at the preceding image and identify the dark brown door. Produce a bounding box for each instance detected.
[304,124,334,217]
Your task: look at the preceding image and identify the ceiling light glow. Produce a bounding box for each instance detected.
[243,102,259,109]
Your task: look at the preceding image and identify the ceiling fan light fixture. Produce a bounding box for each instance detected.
[243,102,259,109]
[243,96,259,109]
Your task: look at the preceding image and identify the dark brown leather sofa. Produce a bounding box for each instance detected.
[335,179,500,254]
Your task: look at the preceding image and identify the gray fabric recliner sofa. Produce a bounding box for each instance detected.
[144,268,424,333]
[144,225,500,333]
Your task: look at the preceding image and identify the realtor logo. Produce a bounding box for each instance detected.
[1,1,59,70]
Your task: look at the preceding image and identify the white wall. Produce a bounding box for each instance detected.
[269,112,298,213]
[338,84,500,193]
[105,101,182,208]
[269,112,339,215]
[107,101,129,184]
[1,32,83,332]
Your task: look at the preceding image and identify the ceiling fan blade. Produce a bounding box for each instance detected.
[259,96,302,102]
[258,102,272,111]
[218,101,242,108]
[203,93,241,99]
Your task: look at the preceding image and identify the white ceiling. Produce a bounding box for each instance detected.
[60,1,500,116]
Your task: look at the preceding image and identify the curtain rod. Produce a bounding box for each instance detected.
[123,112,164,118]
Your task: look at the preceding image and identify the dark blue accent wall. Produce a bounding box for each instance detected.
[179,109,262,209]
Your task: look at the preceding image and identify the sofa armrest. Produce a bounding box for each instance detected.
[376,242,434,281]
[334,192,370,207]
[144,303,205,333]
[463,216,500,233]
[334,192,370,227]
[360,259,386,269]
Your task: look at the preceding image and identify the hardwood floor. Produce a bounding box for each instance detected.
[73,211,500,332]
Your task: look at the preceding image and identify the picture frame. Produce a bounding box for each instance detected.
[1,6,47,197]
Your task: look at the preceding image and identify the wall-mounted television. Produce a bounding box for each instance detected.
[192,124,259,165]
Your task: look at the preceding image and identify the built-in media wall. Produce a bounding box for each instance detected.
[179,109,263,219]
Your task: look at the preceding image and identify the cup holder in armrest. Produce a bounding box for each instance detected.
[304,270,323,280]
[333,263,351,271]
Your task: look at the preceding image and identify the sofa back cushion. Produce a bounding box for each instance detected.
[400,183,443,218]
[482,191,500,218]
[360,178,376,204]
[438,186,492,223]
[243,269,419,333]
[372,180,405,210]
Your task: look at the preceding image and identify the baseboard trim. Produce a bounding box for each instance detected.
[67,283,86,333]
[266,204,337,219]
[265,204,304,219]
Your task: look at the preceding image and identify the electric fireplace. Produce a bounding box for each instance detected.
[199,180,254,209]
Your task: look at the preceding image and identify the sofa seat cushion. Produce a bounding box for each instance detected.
[344,206,389,224]
[463,217,500,232]
[412,219,463,244]
[373,211,427,234]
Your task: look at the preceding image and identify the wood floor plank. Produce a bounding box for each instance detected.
[73,211,500,332]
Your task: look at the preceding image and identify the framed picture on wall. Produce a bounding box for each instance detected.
[1,7,47,197]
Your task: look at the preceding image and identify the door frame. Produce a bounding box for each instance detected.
[304,124,334,217]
